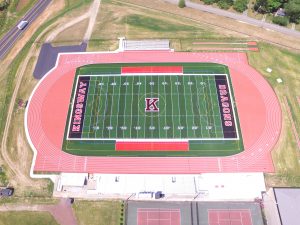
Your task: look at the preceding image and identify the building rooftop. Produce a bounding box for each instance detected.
[274,188,300,225]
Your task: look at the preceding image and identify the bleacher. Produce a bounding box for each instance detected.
[121,39,170,51]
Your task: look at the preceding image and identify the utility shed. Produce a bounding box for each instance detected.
[274,188,300,225]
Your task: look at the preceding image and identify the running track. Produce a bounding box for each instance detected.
[25,51,281,173]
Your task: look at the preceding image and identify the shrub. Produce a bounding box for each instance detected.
[272,16,289,26]
[217,0,232,9]
[203,0,217,5]
[233,0,248,12]
[178,0,186,8]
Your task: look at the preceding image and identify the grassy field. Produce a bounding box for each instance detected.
[73,200,123,225]
[248,43,300,186]
[91,0,214,39]
[88,0,247,51]
[88,0,300,51]
[52,18,89,45]
[0,211,59,225]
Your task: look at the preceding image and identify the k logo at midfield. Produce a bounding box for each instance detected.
[145,98,159,112]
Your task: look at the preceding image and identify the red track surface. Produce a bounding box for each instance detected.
[116,142,189,151]
[26,51,281,174]
[121,66,183,74]
[247,42,257,46]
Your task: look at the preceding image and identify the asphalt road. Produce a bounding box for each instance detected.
[165,0,300,38]
[0,0,51,60]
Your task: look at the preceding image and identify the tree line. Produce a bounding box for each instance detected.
[188,0,300,26]
[255,0,300,25]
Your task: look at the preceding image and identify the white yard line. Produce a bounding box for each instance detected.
[182,76,189,136]
[143,77,147,138]
[150,75,154,137]
[108,76,116,138]
[194,76,204,138]
[170,77,175,138]
[100,78,109,138]
[116,76,122,138]
[122,76,129,138]
[207,76,217,137]
[176,76,182,138]
[157,76,161,138]
[163,76,168,137]
[136,77,141,137]
[88,79,97,138]
[188,76,196,137]
[129,77,134,138]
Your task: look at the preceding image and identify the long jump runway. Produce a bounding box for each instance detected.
[25,51,281,173]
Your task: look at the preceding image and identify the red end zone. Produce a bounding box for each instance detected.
[116,142,189,151]
[121,66,183,74]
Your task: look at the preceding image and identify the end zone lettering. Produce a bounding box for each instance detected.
[68,76,90,138]
[218,84,233,127]
[214,75,237,138]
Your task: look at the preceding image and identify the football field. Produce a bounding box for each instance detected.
[63,63,243,156]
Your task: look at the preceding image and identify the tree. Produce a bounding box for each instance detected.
[233,0,248,12]
[254,0,268,13]
[285,0,300,23]
[0,0,9,11]
[178,0,186,8]
[254,0,283,13]
[268,0,282,12]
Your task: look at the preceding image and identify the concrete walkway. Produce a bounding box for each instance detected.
[165,0,300,38]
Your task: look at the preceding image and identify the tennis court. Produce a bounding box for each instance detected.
[137,208,181,225]
[127,201,264,225]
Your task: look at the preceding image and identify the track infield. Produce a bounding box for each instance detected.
[62,63,243,157]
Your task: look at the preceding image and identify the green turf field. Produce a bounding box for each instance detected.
[62,63,244,156]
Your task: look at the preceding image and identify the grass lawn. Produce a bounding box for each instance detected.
[248,43,300,186]
[0,211,59,225]
[52,18,89,45]
[92,0,216,39]
[88,0,237,51]
[72,200,123,225]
